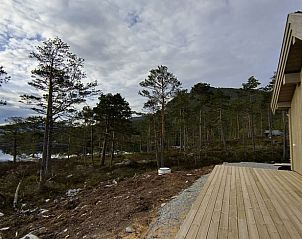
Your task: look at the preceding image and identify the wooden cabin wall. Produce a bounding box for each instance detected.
[289,83,302,174]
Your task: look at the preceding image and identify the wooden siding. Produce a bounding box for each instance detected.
[176,165,302,239]
[290,84,302,174]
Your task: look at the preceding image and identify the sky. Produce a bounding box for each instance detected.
[0,0,301,123]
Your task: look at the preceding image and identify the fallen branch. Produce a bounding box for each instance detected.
[13,180,22,209]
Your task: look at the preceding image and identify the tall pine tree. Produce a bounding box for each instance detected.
[139,65,181,167]
[21,37,98,185]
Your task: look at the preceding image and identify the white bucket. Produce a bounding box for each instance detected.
[158,167,171,175]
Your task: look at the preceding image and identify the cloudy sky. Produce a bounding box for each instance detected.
[0,0,301,123]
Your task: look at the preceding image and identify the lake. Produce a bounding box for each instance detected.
[0,150,13,162]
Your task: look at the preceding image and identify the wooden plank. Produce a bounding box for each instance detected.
[235,166,249,239]
[239,167,259,239]
[250,168,292,238]
[260,169,302,236]
[263,169,302,221]
[217,166,231,239]
[175,165,221,239]
[242,167,270,239]
[207,166,228,238]
[195,166,227,238]
[228,166,238,239]
[283,72,301,85]
[286,170,302,186]
[184,165,224,239]
[281,171,302,199]
[247,168,282,239]
[271,170,302,211]
[254,169,301,238]
[289,170,302,181]
[176,166,302,239]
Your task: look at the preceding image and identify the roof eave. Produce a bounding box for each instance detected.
[271,13,302,113]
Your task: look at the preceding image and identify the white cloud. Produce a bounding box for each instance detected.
[0,0,301,122]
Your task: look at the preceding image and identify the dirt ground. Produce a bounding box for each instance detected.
[0,166,213,239]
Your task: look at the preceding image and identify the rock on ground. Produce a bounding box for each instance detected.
[20,233,39,239]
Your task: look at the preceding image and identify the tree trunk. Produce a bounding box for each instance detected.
[83,126,86,164]
[251,112,256,159]
[40,77,53,186]
[183,120,186,151]
[160,96,165,168]
[249,94,256,158]
[199,109,202,160]
[260,112,263,137]
[203,112,207,142]
[236,112,240,139]
[41,123,49,184]
[91,125,94,165]
[219,109,226,151]
[247,114,251,138]
[31,135,36,159]
[68,134,71,159]
[13,130,17,163]
[147,120,151,152]
[153,116,159,167]
[139,136,142,153]
[47,120,53,174]
[179,109,182,152]
[101,125,108,166]
[98,136,102,159]
[243,129,247,161]
[110,131,115,167]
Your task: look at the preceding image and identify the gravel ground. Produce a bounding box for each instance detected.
[145,162,279,239]
[145,173,209,239]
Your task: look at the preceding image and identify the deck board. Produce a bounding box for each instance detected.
[175,165,302,239]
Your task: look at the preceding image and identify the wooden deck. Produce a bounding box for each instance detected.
[176,165,302,239]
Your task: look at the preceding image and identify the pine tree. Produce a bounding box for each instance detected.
[93,93,131,166]
[139,65,181,167]
[21,37,98,185]
[0,66,11,105]
[242,76,261,158]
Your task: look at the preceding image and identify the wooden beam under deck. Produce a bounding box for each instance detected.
[277,101,291,108]
[176,165,302,239]
[283,72,301,85]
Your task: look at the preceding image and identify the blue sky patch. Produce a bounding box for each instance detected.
[127,11,142,28]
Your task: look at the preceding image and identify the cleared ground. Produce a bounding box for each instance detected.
[0,165,213,239]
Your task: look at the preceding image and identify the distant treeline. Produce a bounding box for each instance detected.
[0,80,288,167]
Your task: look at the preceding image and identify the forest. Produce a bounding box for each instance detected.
[0,55,288,171]
[0,70,288,167]
[0,37,289,238]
